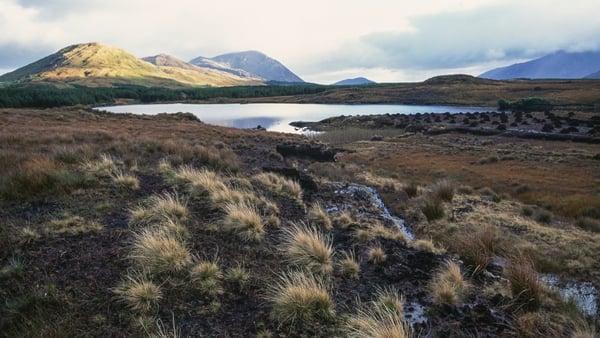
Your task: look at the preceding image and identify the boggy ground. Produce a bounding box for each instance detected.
[0,107,598,337]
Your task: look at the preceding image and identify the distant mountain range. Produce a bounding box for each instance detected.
[191,51,303,83]
[332,77,375,86]
[479,50,600,80]
[0,42,303,87]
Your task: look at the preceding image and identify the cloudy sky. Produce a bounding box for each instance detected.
[1,0,599,83]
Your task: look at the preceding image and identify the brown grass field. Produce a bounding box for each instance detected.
[1,106,599,337]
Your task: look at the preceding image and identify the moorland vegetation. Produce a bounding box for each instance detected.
[1,106,599,337]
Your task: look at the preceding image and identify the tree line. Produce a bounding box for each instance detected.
[0,84,329,108]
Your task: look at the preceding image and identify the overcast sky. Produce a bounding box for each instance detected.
[1,0,599,83]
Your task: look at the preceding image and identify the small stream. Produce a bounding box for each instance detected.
[332,183,415,241]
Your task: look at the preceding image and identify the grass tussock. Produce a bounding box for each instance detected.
[421,198,444,222]
[254,172,303,201]
[129,192,188,226]
[337,251,360,279]
[173,165,226,198]
[222,202,264,241]
[431,179,455,202]
[411,238,444,254]
[111,170,140,190]
[347,287,411,338]
[189,260,223,297]
[307,202,332,230]
[81,153,118,177]
[430,260,469,305]
[267,270,335,326]
[367,247,387,264]
[129,228,192,275]
[506,253,546,311]
[225,263,251,290]
[114,272,163,313]
[280,222,334,274]
[451,224,502,274]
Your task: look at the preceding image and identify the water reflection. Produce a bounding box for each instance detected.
[98,103,494,134]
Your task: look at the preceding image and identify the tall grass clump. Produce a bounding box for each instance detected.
[129,228,192,275]
[129,192,188,226]
[266,270,335,326]
[223,202,264,241]
[174,166,226,193]
[451,225,502,274]
[111,170,140,190]
[421,197,444,222]
[254,172,302,201]
[189,260,223,297]
[506,254,546,311]
[347,287,412,338]
[430,260,469,305]
[337,251,360,279]
[431,179,455,202]
[81,153,118,177]
[114,272,163,313]
[307,202,332,230]
[280,222,334,274]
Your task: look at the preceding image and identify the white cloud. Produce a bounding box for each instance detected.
[1,0,600,82]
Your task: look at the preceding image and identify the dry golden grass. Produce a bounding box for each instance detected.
[111,170,140,190]
[254,172,303,201]
[129,228,192,275]
[225,263,251,290]
[81,153,118,177]
[307,202,332,230]
[129,192,188,226]
[280,222,334,274]
[430,260,469,305]
[369,222,409,244]
[367,247,387,264]
[222,202,264,241]
[506,253,547,311]
[173,165,227,198]
[337,251,360,279]
[114,272,163,313]
[46,213,103,235]
[431,179,455,202]
[189,260,223,296]
[266,270,335,326]
[347,288,411,338]
[372,286,405,316]
[450,224,502,274]
[411,239,444,254]
[417,193,600,279]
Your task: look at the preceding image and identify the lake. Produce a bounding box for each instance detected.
[98,103,495,133]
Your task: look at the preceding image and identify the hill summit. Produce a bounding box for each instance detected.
[192,50,304,83]
[0,42,263,87]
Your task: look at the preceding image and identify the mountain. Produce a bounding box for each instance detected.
[479,50,600,80]
[205,51,304,83]
[141,54,201,71]
[188,56,259,79]
[332,77,375,86]
[0,43,263,87]
[585,70,600,79]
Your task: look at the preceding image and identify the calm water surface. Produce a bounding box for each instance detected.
[99,103,494,133]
